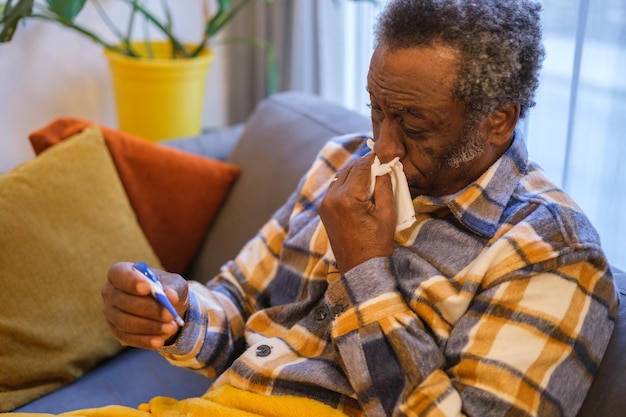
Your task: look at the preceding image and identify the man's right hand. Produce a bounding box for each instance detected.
[319,154,397,275]
[101,262,190,349]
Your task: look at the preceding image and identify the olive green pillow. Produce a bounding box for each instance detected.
[0,127,162,411]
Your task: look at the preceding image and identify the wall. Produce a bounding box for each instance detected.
[0,4,227,173]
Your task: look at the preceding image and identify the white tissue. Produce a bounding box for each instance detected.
[366,139,416,232]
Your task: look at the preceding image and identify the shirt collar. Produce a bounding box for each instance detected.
[415,130,529,238]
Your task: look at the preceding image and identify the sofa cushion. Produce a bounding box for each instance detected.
[0,127,162,411]
[29,118,241,275]
[14,348,214,413]
[161,124,245,162]
[188,91,371,282]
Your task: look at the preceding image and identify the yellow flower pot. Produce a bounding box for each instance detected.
[104,42,213,142]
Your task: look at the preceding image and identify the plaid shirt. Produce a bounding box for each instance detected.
[162,132,618,417]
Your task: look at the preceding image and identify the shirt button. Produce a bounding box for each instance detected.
[314,306,328,321]
[331,305,345,318]
[256,344,272,357]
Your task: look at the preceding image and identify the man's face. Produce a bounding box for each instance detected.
[367,44,492,198]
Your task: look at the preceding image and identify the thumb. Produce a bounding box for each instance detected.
[372,170,394,201]
[372,172,397,220]
[159,273,190,318]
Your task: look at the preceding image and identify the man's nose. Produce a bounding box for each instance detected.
[373,124,405,163]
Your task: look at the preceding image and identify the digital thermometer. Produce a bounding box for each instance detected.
[132,261,185,327]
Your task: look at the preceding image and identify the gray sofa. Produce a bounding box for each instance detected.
[16,91,625,416]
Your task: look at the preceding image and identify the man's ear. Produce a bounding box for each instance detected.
[482,103,520,146]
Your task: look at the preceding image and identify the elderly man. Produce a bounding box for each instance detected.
[102,0,618,416]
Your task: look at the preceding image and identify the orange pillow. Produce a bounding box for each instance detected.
[29,118,241,275]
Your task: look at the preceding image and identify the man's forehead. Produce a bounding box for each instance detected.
[368,43,460,86]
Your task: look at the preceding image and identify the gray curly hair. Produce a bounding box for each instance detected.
[374,0,545,120]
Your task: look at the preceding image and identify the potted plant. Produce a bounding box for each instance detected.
[0,0,275,140]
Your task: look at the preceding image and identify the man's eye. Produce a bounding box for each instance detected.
[403,125,427,137]
[366,103,382,112]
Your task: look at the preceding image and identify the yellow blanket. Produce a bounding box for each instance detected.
[9,385,349,417]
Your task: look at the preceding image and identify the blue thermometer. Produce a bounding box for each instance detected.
[132,261,185,327]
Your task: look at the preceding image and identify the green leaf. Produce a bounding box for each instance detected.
[205,0,251,38]
[45,0,87,21]
[0,0,34,42]
[217,0,232,10]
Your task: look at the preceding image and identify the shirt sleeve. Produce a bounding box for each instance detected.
[325,250,618,417]
[156,134,365,376]
[157,178,302,376]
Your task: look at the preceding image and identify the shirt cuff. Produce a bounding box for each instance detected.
[158,290,204,356]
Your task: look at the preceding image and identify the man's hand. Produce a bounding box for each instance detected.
[102,262,190,349]
[319,154,397,275]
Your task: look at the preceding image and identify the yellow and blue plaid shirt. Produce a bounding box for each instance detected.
[162,132,618,417]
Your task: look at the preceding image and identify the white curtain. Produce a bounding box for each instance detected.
[222,0,381,121]
[282,0,379,113]
[525,0,626,271]
[225,0,625,270]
